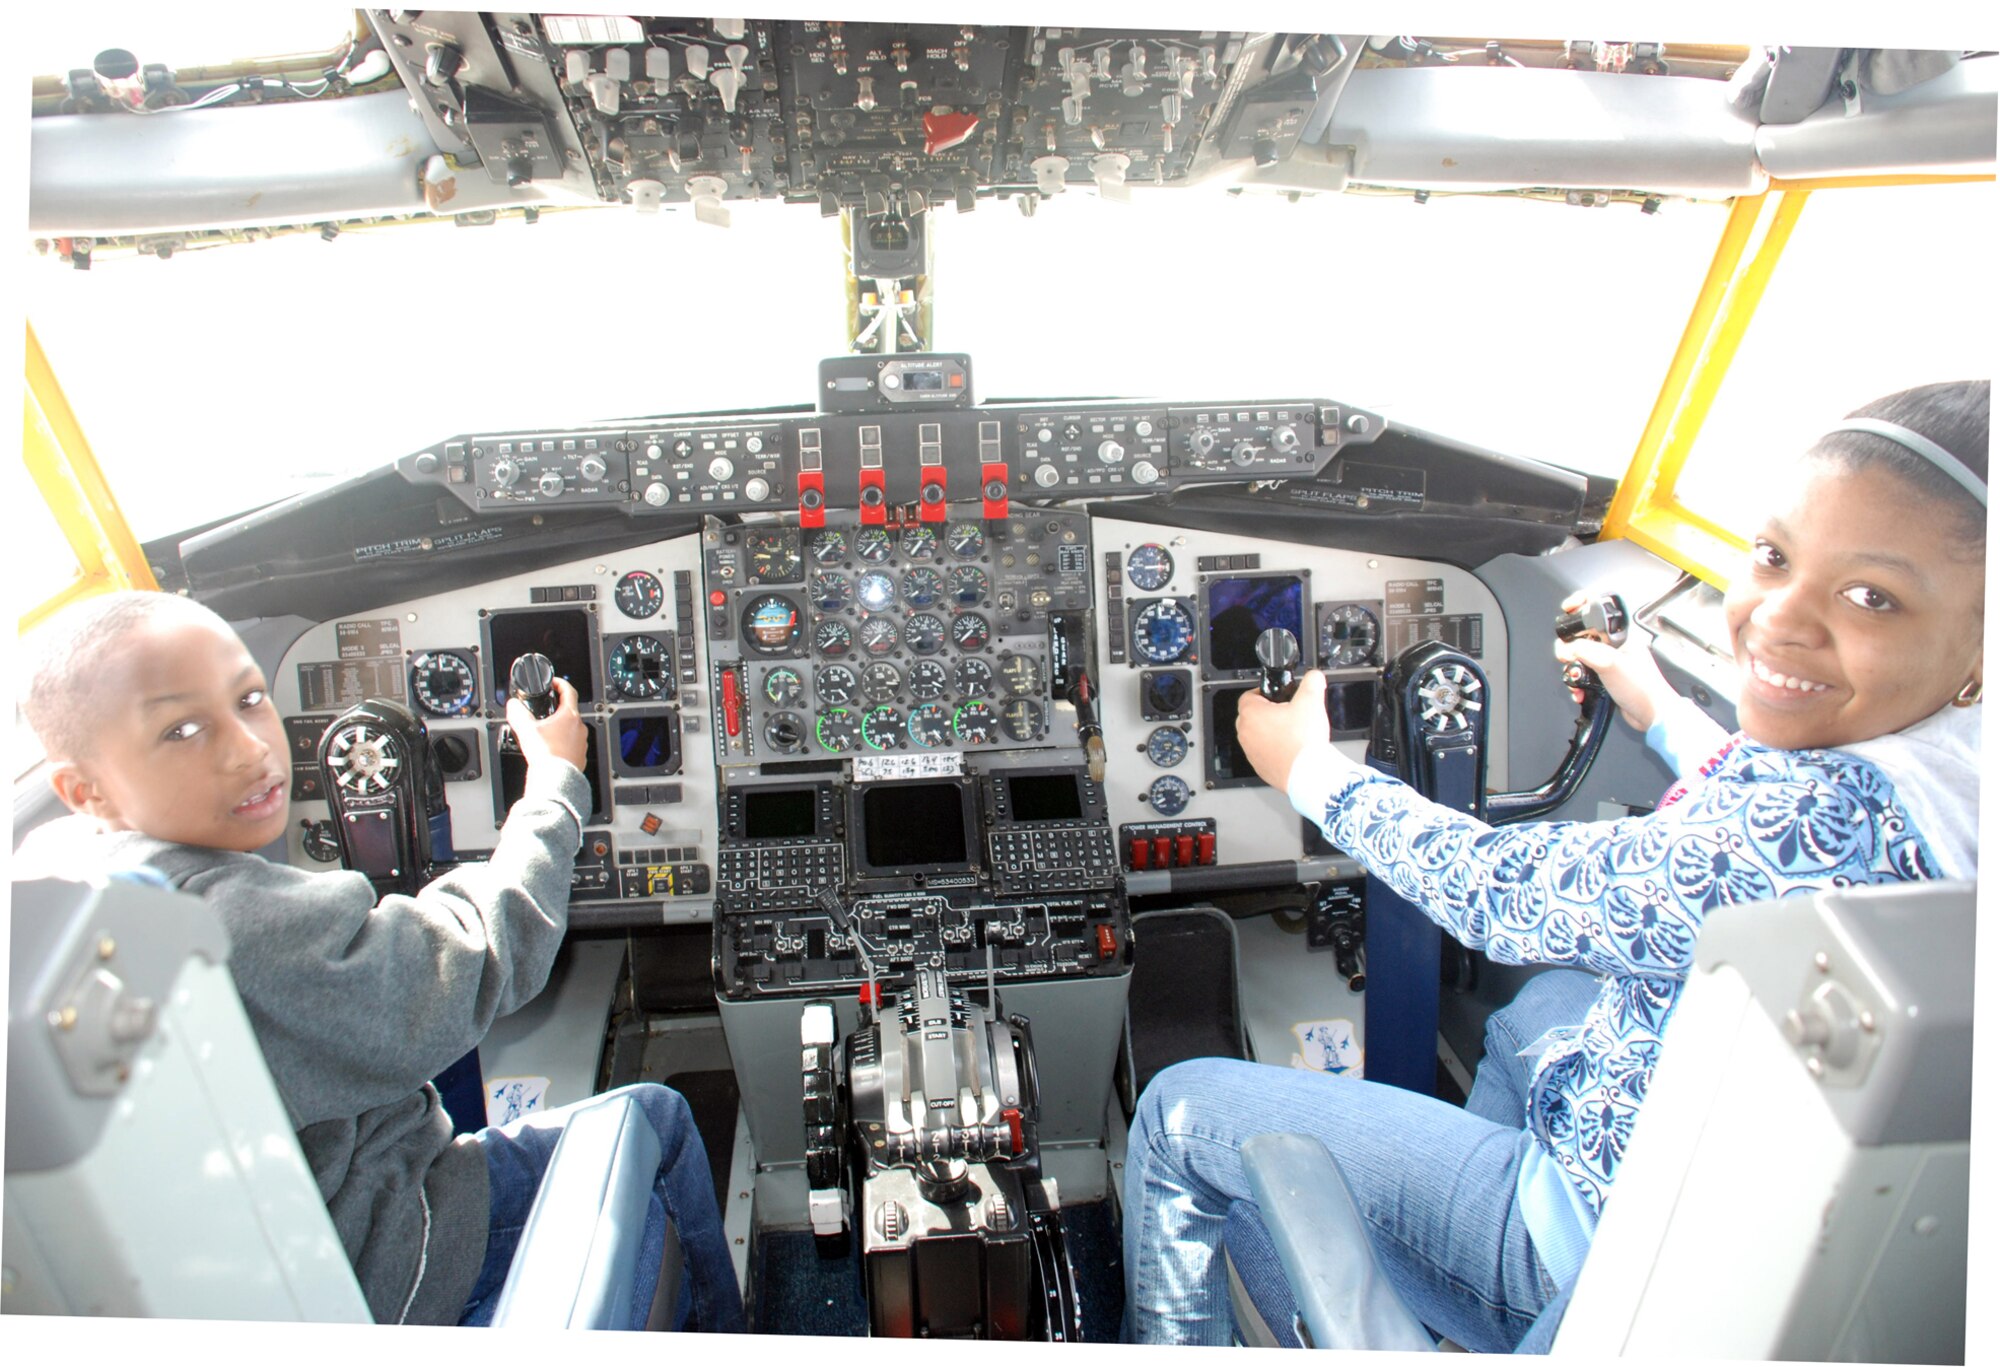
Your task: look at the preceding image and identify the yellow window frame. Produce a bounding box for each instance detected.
[20,321,160,634]
[1602,174,1995,587]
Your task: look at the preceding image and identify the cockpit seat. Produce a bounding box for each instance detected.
[1222,879,1973,1360]
[4,877,680,1328]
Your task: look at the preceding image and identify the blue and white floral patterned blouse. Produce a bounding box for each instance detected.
[1283,696,1979,1225]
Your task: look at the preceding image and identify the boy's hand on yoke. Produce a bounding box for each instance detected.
[507,676,589,772]
[1236,668,1334,792]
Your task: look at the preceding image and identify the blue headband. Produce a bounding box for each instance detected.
[1832,418,1987,508]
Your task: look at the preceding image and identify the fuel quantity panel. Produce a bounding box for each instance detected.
[1090,516,1510,872]
[702,506,1093,767]
[270,533,720,927]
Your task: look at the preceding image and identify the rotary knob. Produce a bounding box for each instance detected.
[643,481,672,507]
[745,434,764,454]
[708,456,735,482]
[1033,464,1063,489]
[1189,429,1217,458]
[1272,425,1301,454]
[744,476,771,502]
[491,457,520,488]
[646,441,664,460]
[579,453,608,481]
[1231,440,1259,467]
[1130,459,1160,485]
[538,469,566,497]
[1135,419,1155,437]
[1037,426,1054,443]
[1097,438,1126,464]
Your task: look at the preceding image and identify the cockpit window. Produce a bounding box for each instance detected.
[26,188,1725,541]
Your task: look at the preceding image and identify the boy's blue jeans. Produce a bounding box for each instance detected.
[1122,969,1600,1350]
[457,1082,745,1331]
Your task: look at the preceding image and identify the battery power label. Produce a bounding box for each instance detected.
[1386,613,1485,659]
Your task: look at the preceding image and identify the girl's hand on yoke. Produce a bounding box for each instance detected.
[506,677,590,772]
[1236,669,1335,792]
[1552,592,1678,731]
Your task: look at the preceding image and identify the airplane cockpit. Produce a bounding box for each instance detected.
[8,13,1993,1360]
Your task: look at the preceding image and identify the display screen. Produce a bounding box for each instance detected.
[1325,678,1378,735]
[1207,686,1256,784]
[497,724,605,820]
[858,782,971,871]
[743,788,818,840]
[902,370,944,391]
[486,609,596,705]
[1205,576,1306,674]
[616,711,680,773]
[1007,772,1084,823]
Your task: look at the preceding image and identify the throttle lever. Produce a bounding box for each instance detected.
[509,652,559,720]
[1553,594,1629,694]
[1255,627,1302,703]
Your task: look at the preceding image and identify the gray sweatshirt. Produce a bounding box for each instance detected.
[12,759,591,1324]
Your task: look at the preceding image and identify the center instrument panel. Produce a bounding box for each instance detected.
[275,397,1509,987]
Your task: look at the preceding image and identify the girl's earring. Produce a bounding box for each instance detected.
[1953,679,1983,707]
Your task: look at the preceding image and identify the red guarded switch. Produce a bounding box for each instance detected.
[923,109,981,155]
[721,667,742,738]
[1176,835,1195,868]
[1196,831,1216,865]
[981,461,1010,520]
[1153,836,1172,868]
[1129,838,1150,870]
[1095,924,1117,959]
[858,467,887,524]
[797,467,826,528]
[919,464,948,520]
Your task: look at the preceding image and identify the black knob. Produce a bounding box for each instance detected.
[431,734,471,774]
[510,653,558,719]
[1554,593,1628,696]
[1255,627,1301,702]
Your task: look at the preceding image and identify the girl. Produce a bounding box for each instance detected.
[1122,379,1986,1350]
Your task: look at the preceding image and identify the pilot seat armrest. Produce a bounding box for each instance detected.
[1238,1132,1436,1352]
[489,1092,680,1330]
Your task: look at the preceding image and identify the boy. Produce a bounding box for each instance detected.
[14,591,742,1330]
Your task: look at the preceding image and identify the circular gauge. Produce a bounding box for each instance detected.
[1145,725,1189,767]
[1321,602,1381,669]
[811,571,851,613]
[815,664,857,705]
[999,698,1045,742]
[908,702,951,748]
[764,666,805,707]
[901,566,945,607]
[815,708,860,753]
[945,522,986,558]
[905,612,946,655]
[1149,775,1192,817]
[745,528,801,582]
[814,619,854,657]
[908,659,948,700]
[954,700,999,744]
[811,528,850,564]
[950,613,990,653]
[856,571,897,613]
[953,657,994,698]
[764,711,808,754]
[410,651,478,717]
[859,617,900,656]
[854,527,893,563]
[861,705,904,750]
[860,661,902,703]
[609,635,672,698]
[945,565,990,606]
[1131,600,1196,664]
[1126,543,1175,592]
[741,594,802,655]
[901,525,939,560]
[998,653,1044,697]
[614,570,664,619]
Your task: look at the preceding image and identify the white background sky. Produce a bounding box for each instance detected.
[6,2,2000,1364]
